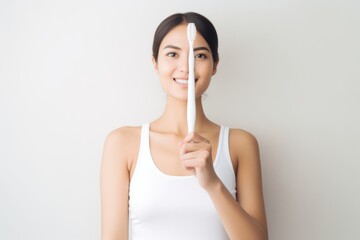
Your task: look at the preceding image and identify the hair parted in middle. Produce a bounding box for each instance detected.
[152,12,219,64]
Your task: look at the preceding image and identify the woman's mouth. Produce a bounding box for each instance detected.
[173,78,198,85]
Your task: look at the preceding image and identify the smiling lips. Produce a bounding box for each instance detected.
[173,78,198,85]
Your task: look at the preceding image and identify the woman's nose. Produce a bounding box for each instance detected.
[178,55,189,73]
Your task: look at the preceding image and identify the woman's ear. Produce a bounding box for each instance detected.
[212,59,219,76]
[152,56,158,72]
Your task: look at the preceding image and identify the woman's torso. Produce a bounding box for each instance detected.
[127,123,237,240]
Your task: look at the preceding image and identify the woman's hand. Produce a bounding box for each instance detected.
[179,132,221,190]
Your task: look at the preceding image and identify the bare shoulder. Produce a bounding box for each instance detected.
[105,126,141,145]
[228,128,260,163]
[102,126,142,170]
[229,128,259,148]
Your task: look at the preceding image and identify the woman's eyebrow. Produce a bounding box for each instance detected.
[163,45,210,52]
[194,47,210,52]
[163,45,181,50]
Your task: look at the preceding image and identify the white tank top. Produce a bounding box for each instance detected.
[129,123,236,240]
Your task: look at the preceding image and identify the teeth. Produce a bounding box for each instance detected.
[174,79,188,85]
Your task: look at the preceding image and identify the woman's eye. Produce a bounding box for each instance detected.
[167,52,177,57]
[195,53,207,59]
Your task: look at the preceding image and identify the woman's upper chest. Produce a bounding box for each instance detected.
[149,130,220,176]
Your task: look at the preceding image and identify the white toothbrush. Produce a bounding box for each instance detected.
[187,23,197,134]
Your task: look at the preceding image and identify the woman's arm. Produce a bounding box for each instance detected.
[209,129,267,240]
[180,130,268,240]
[100,128,132,240]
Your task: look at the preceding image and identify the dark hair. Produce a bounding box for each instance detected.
[152,12,219,64]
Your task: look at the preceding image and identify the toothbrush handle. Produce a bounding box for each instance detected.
[187,45,196,134]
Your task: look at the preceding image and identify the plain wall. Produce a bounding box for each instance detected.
[1,0,359,239]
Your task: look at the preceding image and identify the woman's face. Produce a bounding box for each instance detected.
[153,23,217,101]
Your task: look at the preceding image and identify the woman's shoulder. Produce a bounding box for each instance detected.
[102,125,143,173]
[106,125,142,141]
[103,125,142,161]
[228,127,259,161]
[228,128,258,145]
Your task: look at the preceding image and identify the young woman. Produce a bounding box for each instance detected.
[101,12,268,240]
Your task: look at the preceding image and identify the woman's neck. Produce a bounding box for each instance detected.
[151,96,211,136]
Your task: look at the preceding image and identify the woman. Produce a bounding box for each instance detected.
[101,12,268,240]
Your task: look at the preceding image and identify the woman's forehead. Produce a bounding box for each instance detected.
[159,24,209,49]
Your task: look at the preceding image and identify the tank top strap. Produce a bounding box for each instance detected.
[131,123,151,181]
[214,126,236,197]
[213,126,224,168]
[221,126,235,174]
[140,123,150,147]
[137,123,148,161]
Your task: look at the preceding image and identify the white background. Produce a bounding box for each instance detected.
[1,0,359,239]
